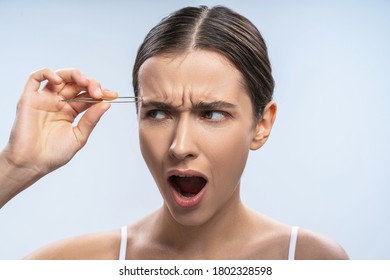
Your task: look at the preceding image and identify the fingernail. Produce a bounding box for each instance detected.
[95,88,103,98]
[107,91,118,97]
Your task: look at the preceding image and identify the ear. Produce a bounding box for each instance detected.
[250,101,277,150]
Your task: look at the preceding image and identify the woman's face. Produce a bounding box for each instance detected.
[137,50,262,226]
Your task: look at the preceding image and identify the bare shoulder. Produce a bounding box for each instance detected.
[24,229,121,260]
[295,228,349,260]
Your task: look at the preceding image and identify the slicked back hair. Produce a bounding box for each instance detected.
[133,6,274,119]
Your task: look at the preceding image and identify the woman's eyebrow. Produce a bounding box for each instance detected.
[193,101,237,110]
[140,100,237,110]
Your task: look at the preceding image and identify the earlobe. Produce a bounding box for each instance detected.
[250,101,277,150]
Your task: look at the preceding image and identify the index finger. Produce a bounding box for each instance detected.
[55,68,89,88]
[55,69,104,99]
[23,67,63,94]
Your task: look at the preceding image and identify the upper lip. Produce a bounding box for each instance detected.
[166,169,208,181]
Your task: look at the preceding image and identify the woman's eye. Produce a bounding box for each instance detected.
[202,111,226,121]
[147,110,167,120]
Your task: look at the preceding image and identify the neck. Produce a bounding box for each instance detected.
[151,188,255,258]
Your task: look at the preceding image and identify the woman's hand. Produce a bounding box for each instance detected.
[0,68,115,207]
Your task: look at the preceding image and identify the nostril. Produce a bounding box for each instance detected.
[168,142,194,160]
[168,145,197,160]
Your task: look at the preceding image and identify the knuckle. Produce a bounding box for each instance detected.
[29,67,50,78]
[88,77,98,84]
[72,68,83,77]
[54,67,69,75]
[55,67,80,75]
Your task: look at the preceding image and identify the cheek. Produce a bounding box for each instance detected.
[138,125,168,172]
[201,125,253,181]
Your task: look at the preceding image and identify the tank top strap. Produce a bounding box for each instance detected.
[288,226,299,260]
[119,225,128,260]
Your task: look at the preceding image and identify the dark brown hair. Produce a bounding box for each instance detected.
[133,5,274,119]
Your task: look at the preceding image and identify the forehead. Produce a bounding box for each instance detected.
[137,50,247,104]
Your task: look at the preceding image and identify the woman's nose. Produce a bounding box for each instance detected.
[168,117,198,161]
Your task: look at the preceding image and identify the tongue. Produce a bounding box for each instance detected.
[175,176,206,197]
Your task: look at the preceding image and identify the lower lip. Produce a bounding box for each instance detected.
[169,183,207,209]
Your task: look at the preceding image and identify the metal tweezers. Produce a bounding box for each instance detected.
[62,96,141,104]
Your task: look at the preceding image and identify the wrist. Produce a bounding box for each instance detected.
[1,141,47,175]
[0,148,43,208]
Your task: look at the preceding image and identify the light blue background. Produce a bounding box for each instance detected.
[0,0,389,259]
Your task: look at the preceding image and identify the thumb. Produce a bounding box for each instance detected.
[73,102,111,148]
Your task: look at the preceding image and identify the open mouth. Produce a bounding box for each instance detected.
[168,175,207,198]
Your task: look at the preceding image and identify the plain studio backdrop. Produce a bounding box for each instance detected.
[0,0,389,260]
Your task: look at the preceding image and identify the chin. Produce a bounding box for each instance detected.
[166,204,213,227]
